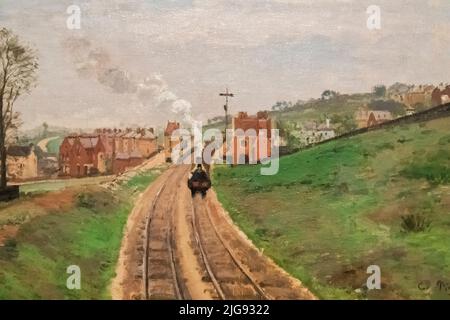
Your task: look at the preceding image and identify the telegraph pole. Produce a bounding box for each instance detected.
[219,88,234,132]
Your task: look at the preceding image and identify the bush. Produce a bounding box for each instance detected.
[402,164,450,185]
[438,134,450,146]
[377,142,395,150]
[368,99,406,116]
[76,193,97,209]
[401,214,431,233]
[0,238,18,259]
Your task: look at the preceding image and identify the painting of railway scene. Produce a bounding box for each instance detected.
[0,0,449,302]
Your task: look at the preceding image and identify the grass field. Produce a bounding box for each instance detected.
[46,136,63,154]
[0,166,166,299]
[213,117,450,299]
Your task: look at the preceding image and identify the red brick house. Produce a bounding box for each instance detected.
[230,112,272,164]
[432,86,450,106]
[59,135,77,176]
[60,135,108,177]
[113,150,143,174]
[355,107,393,128]
[60,128,158,177]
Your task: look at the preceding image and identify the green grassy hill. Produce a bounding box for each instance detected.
[213,116,450,299]
[206,94,371,129]
[46,137,63,155]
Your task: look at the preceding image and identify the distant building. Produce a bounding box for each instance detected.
[113,150,144,174]
[60,135,108,177]
[355,107,393,128]
[38,156,59,177]
[6,145,38,180]
[389,84,435,107]
[298,119,336,145]
[60,128,158,177]
[230,111,272,164]
[405,106,416,116]
[164,121,181,162]
[431,85,450,106]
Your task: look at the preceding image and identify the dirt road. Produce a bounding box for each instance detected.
[112,164,316,300]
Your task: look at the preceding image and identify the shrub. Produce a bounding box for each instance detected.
[0,238,18,260]
[402,164,450,185]
[76,193,97,209]
[438,134,450,146]
[400,214,431,233]
[377,142,395,151]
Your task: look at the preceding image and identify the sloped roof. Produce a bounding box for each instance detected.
[115,152,130,160]
[7,145,33,157]
[129,150,143,158]
[65,137,76,146]
[123,131,138,138]
[79,137,99,149]
[140,130,156,139]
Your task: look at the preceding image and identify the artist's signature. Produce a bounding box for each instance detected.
[418,279,450,295]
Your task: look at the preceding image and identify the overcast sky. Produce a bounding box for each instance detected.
[1,0,449,130]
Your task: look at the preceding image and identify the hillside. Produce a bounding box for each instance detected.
[213,115,450,299]
[204,92,414,148]
[205,93,374,131]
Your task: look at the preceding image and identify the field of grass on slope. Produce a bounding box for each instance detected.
[213,117,450,300]
[0,165,166,299]
[46,137,63,154]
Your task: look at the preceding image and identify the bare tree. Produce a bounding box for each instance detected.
[0,28,38,189]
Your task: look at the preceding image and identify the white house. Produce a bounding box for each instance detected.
[298,119,336,145]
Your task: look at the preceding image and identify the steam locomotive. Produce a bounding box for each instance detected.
[188,164,211,197]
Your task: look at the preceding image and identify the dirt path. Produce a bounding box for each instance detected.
[113,164,315,300]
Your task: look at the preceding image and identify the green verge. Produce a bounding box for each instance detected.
[46,137,64,155]
[0,165,166,299]
[213,117,450,300]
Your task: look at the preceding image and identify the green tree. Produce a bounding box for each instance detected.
[373,85,387,98]
[272,101,292,111]
[0,28,38,189]
[321,90,337,100]
[368,99,406,116]
[275,120,302,151]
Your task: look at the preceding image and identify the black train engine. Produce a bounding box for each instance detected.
[188,165,211,197]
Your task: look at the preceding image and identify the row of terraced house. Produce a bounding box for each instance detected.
[59,128,158,177]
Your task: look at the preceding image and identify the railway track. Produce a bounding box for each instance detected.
[142,164,271,300]
[143,166,190,300]
[141,164,306,300]
[190,196,271,300]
